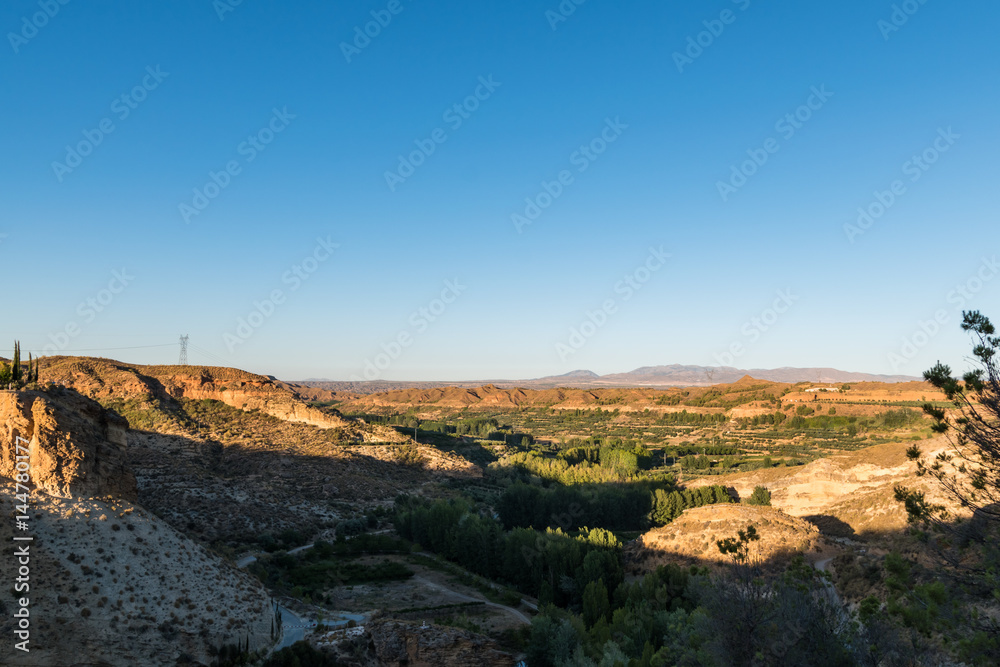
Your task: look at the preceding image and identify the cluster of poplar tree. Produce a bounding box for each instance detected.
[393,496,623,607]
[495,451,648,484]
[648,485,735,524]
[497,482,657,532]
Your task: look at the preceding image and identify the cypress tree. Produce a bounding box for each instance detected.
[12,341,20,385]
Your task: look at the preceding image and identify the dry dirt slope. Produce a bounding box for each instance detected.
[337,377,944,418]
[0,387,274,666]
[337,380,785,412]
[0,493,274,666]
[627,504,821,574]
[30,356,480,552]
[630,437,966,574]
[686,436,962,536]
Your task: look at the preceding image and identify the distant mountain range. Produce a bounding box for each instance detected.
[528,365,920,386]
[297,364,921,394]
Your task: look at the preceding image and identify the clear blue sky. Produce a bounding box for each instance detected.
[2,0,998,381]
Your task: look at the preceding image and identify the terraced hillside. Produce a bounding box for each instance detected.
[32,357,478,552]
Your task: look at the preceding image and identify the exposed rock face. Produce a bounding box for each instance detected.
[162,373,349,429]
[0,387,137,500]
[369,620,516,667]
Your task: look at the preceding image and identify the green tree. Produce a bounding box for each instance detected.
[649,489,673,525]
[12,341,20,386]
[712,486,731,504]
[697,486,714,504]
[896,311,1000,528]
[582,578,610,627]
[526,613,585,667]
[894,312,1000,664]
[746,486,771,506]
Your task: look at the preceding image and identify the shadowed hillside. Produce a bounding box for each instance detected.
[0,386,274,666]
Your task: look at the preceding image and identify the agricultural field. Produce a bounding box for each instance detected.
[339,383,938,483]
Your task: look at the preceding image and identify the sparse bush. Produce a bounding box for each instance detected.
[392,443,426,468]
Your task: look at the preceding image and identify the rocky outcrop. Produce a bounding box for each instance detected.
[160,373,349,429]
[0,387,137,500]
[369,620,516,666]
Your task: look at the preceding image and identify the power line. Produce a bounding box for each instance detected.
[35,344,176,352]
[0,333,167,337]
[188,343,233,368]
[14,339,236,370]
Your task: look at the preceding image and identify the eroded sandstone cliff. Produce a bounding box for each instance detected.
[0,387,136,500]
